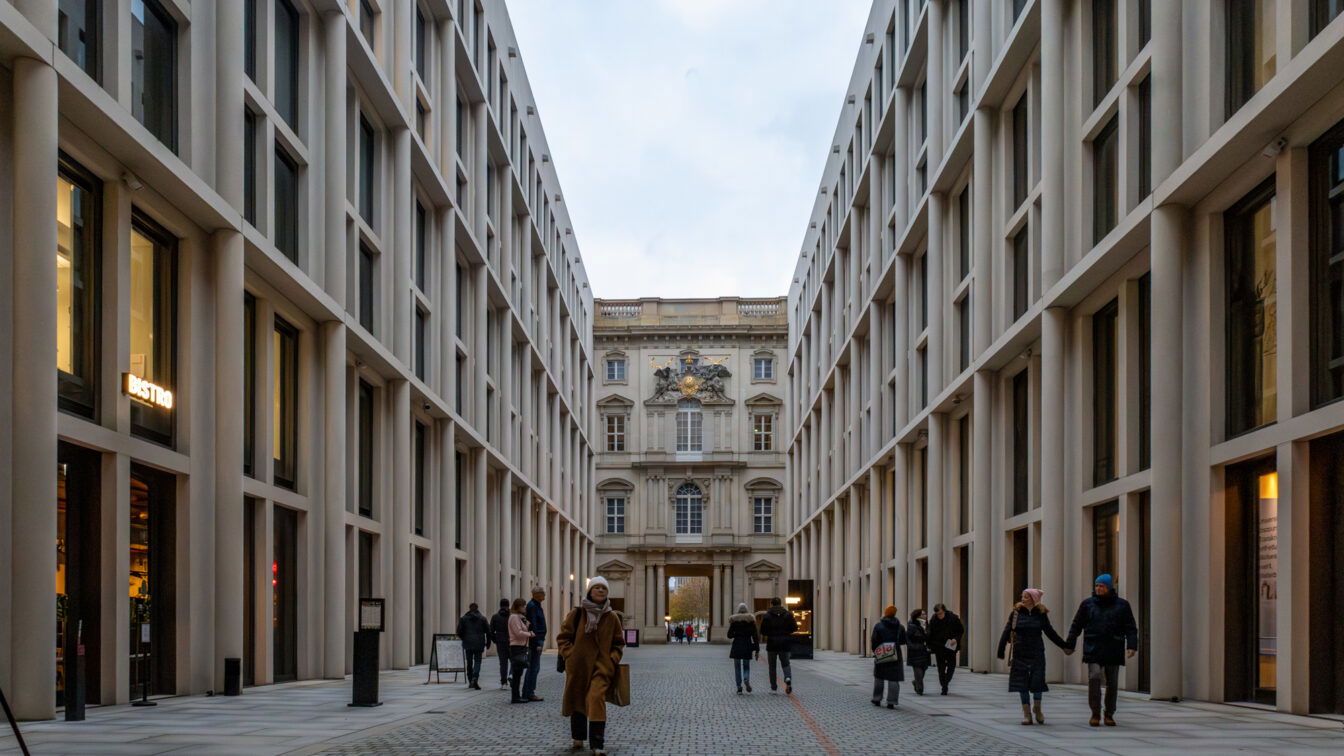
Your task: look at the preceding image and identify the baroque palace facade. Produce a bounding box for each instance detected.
[592,298,788,642]
[0,0,595,719]
[786,0,1344,716]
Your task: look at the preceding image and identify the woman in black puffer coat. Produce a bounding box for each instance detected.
[997,587,1070,726]
[870,605,906,708]
[906,608,931,695]
[726,603,760,694]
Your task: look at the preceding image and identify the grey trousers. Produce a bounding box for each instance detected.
[1087,663,1119,715]
[872,679,899,704]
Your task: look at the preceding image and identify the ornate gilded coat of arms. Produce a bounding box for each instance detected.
[649,355,731,402]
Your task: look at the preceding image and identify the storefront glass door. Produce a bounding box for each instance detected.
[129,466,175,699]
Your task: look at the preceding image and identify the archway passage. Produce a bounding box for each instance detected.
[667,576,711,643]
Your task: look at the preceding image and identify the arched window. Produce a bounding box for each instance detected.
[676,400,702,452]
[674,483,703,534]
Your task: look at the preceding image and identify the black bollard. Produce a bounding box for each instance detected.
[349,629,382,707]
[224,658,242,696]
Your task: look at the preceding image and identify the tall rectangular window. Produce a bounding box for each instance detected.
[453,452,463,548]
[1092,299,1119,485]
[1226,178,1277,436]
[1312,0,1344,37]
[1093,116,1119,244]
[606,415,625,452]
[1012,95,1029,210]
[456,97,467,158]
[917,254,928,330]
[753,497,774,534]
[129,216,177,444]
[1093,0,1117,106]
[244,0,256,80]
[606,358,626,381]
[359,115,376,225]
[414,5,428,82]
[56,159,101,418]
[1092,500,1121,576]
[131,0,177,151]
[243,293,256,477]
[957,297,971,372]
[1138,0,1152,47]
[1138,76,1152,200]
[1012,370,1030,515]
[455,263,466,337]
[58,0,99,80]
[753,357,774,380]
[414,202,427,291]
[360,0,376,47]
[358,380,374,518]
[243,111,258,226]
[1310,120,1344,407]
[359,243,376,334]
[414,422,426,535]
[1012,227,1029,320]
[414,308,427,380]
[1138,273,1152,470]
[275,0,299,128]
[753,414,774,452]
[956,0,969,62]
[273,318,298,489]
[605,497,626,534]
[957,415,970,534]
[274,148,299,262]
[1226,0,1276,118]
[676,402,703,452]
[957,186,971,280]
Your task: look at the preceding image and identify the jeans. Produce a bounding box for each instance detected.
[496,646,510,685]
[872,679,900,704]
[935,649,958,690]
[733,658,751,689]
[1018,690,1043,704]
[1087,663,1119,715]
[911,664,928,694]
[570,713,606,749]
[509,646,528,700]
[522,644,543,698]
[767,649,792,689]
[464,649,483,683]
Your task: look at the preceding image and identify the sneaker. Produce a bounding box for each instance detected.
[785,680,792,695]
[570,740,584,751]
[871,699,880,706]
[737,687,743,695]
[887,703,896,709]
[745,682,752,693]
[500,682,507,690]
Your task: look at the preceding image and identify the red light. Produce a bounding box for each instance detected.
[272,561,278,574]
[272,578,277,586]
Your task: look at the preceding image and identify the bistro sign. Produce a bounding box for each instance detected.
[123,373,174,409]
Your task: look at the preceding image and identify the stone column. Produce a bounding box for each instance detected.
[845,492,861,654]
[1039,307,1068,678]
[521,496,534,593]
[500,473,513,598]
[213,230,245,689]
[391,381,412,668]
[927,414,946,606]
[927,192,946,395]
[549,509,560,648]
[322,323,347,677]
[473,449,488,610]
[392,128,412,362]
[215,0,244,208]
[892,447,909,614]
[438,421,458,633]
[323,11,347,305]
[10,55,58,720]
[830,508,843,651]
[537,508,550,601]
[655,563,667,637]
[1040,0,1066,288]
[867,469,882,647]
[971,372,994,670]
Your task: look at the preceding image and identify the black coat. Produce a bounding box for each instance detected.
[997,605,1068,693]
[456,609,492,653]
[928,610,965,655]
[1066,593,1139,666]
[870,616,907,681]
[758,606,798,652]
[526,599,547,647]
[726,614,760,660]
[906,619,932,668]
[489,609,511,650]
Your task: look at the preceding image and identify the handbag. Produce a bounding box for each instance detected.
[509,646,529,667]
[1006,610,1020,665]
[874,641,899,664]
[604,663,631,707]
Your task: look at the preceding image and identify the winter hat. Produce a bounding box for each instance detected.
[736,602,749,614]
[883,605,897,618]
[1022,588,1044,606]
[1094,574,1114,591]
[586,576,610,596]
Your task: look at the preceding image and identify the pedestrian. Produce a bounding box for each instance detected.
[870,605,906,708]
[674,624,684,643]
[455,602,492,690]
[490,598,512,689]
[727,602,760,694]
[996,588,1070,725]
[557,576,625,756]
[1065,574,1138,727]
[927,603,965,695]
[685,623,694,643]
[758,597,797,694]
[906,608,931,695]
[507,598,534,703]
[523,586,548,702]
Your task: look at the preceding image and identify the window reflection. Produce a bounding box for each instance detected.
[129,218,176,444]
[57,165,99,417]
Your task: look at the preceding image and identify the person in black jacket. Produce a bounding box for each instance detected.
[927,603,965,695]
[906,608,931,695]
[456,603,492,689]
[726,603,760,694]
[997,588,1070,725]
[523,587,548,702]
[489,599,512,689]
[1065,574,1139,727]
[870,605,906,708]
[758,597,798,694]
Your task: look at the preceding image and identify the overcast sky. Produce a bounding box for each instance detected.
[508,0,871,301]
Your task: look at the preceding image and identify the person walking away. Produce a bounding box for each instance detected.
[870,605,906,708]
[997,588,1070,725]
[685,623,694,643]
[558,576,625,756]
[455,603,492,689]
[906,608,931,695]
[490,599,512,689]
[727,603,760,694]
[507,598,534,703]
[928,603,965,695]
[673,624,684,644]
[1065,574,1138,727]
[523,586,548,702]
[758,597,797,694]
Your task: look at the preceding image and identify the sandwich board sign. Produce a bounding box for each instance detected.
[426,634,465,684]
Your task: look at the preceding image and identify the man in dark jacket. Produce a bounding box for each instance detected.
[758,597,798,694]
[522,586,547,701]
[927,603,965,695]
[1066,574,1138,727]
[455,603,492,689]
[489,599,512,689]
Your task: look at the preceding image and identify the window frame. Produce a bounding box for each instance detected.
[605,496,626,534]
[674,483,703,535]
[1224,176,1278,438]
[272,316,299,490]
[56,155,102,420]
[1309,118,1344,408]
[130,0,178,151]
[605,414,626,453]
[274,145,300,262]
[752,413,774,452]
[753,496,774,534]
[675,402,703,452]
[127,211,178,446]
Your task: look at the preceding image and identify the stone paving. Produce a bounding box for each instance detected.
[2,645,1342,755]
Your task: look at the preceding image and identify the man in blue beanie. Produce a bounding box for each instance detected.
[1066,574,1138,727]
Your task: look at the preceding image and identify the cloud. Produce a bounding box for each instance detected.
[508,0,870,299]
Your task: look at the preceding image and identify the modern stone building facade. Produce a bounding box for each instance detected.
[593,298,787,642]
[786,0,1344,715]
[0,0,596,719]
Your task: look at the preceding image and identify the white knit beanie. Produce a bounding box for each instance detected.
[587,576,610,595]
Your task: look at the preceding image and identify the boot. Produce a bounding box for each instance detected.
[1020,704,1033,725]
[1033,700,1045,724]
[1104,713,1117,727]
[1089,709,1101,727]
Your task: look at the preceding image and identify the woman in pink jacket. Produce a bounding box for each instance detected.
[507,598,534,703]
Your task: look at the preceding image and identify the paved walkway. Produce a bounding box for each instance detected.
[2,646,1341,754]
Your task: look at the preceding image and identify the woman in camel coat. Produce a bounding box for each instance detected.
[557,576,625,755]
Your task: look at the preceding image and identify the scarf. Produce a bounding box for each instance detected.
[581,597,612,634]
